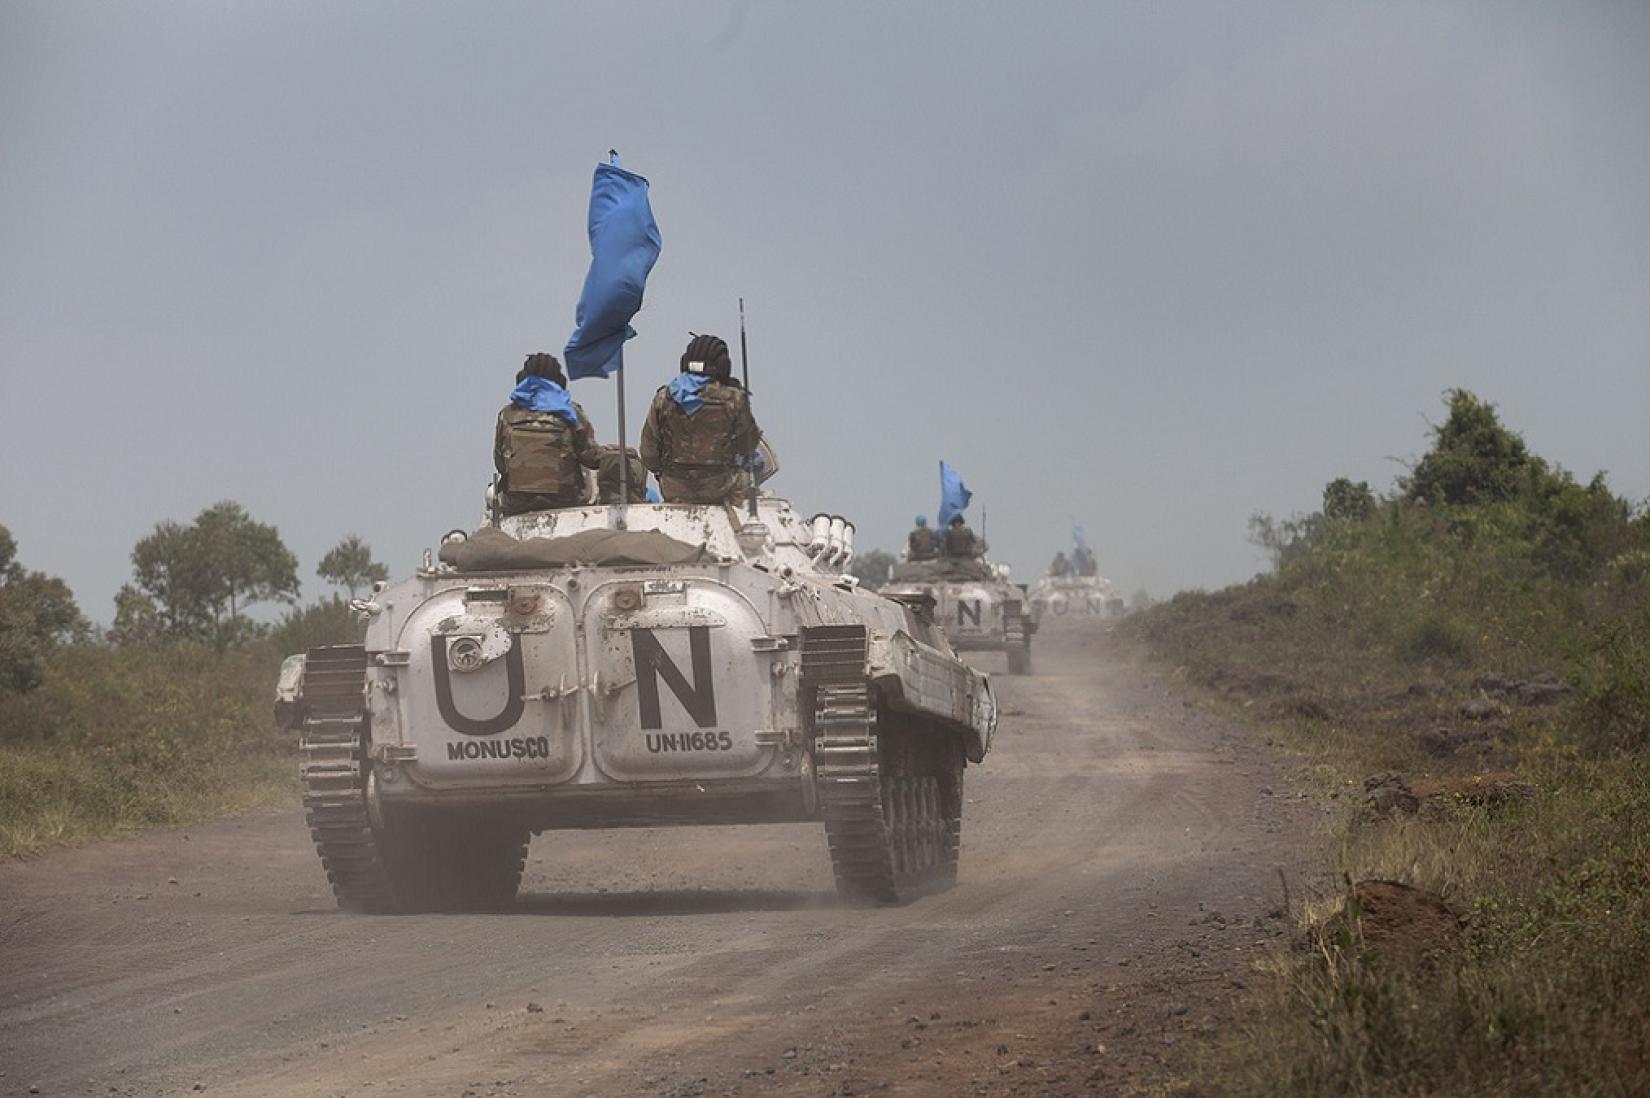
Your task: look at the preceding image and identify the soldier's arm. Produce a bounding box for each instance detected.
[639,394,665,472]
[738,393,763,456]
[493,410,509,477]
[574,406,601,469]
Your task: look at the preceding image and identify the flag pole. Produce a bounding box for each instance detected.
[615,364,629,527]
[608,148,629,525]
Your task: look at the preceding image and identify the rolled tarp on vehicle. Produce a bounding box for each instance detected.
[440,527,708,571]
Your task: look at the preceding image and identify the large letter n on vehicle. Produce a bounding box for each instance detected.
[630,627,718,729]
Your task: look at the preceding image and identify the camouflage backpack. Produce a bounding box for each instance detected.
[945,525,978,558]
[598,445,649,502]
[668,385,749,470]
[502,407,583,496]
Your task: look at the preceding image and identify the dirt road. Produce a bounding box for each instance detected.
[0,621,1313,1097]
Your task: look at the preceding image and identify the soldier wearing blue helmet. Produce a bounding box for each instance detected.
[907,515,938,561]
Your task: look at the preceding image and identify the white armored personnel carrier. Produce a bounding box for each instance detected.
[881,558,1036,675]
[1028,573,1124,619]
[275,491,996,912]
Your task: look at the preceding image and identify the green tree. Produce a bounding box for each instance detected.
[1404,389,1542,507]
[118,502,300,644]
[1248,511,1322,571]
[1322,477,1376,522]
[126,519,211,636]
[1528,470,1634,581]
[270,596,366,655]
[194,502,300,626]
[0,525,89,692]
[316,534,388,598]
[850,548,896,591]
[108,583,164,645]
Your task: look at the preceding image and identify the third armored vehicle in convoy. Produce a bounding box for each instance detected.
[1028,572,1125,620]
[276,476,996,913]
[881,556,1036,675]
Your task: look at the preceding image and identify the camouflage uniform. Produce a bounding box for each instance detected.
[908,526,938,560]
[494,402,600,515]
[597,445,651,503]
[639,380,762,505]
[943,522,980,559]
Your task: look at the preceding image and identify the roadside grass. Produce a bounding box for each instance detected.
[0,642,299,858]
[1227,762,1650,1097]
[1120,502,1650,1096]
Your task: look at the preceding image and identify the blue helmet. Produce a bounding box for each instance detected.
[914,515,928,527]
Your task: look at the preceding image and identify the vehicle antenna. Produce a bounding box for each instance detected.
[741,299,758,518]
[739,297,751,394]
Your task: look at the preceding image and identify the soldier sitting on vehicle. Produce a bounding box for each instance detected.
[494,353,601,516]
[1073,545,1098,577]
[597,444,651,503]
[1049,551,1070,577]
[943,515,982,559]
[908,515,938,560]
[937,516,994,580]
[640,334,763,505]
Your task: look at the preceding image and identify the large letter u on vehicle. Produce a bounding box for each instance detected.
[431,635,526,736]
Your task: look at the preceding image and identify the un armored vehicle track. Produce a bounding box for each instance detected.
[0,619,1314,1096]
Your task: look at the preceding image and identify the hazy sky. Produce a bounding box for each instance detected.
[3,1,1648,622]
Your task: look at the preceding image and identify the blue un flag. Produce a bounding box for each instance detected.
[564,155,662,380]
[938,461,972,527]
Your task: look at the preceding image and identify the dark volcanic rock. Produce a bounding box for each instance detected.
[1473,671,1573,707]
[1459,696,1503,721]
[1363,772,1419,816]
[1416,725,1492,758]
[1513,674,1571,706]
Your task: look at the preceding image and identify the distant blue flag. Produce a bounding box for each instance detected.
[563,154,662,380]
[1072,522,1088,552]
[938,461,972,528]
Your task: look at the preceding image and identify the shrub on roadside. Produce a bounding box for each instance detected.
[0,640,295,856]
[1122,390,1650,1095]
[0,515,384,858]
[1227,765,1650,1096]
[1568,611,1650,754]
[269,596,366,656]
[1396,611,1471,664]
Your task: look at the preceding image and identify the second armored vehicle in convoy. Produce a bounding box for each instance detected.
[881,557,1036,675]
[275,477,997,913]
